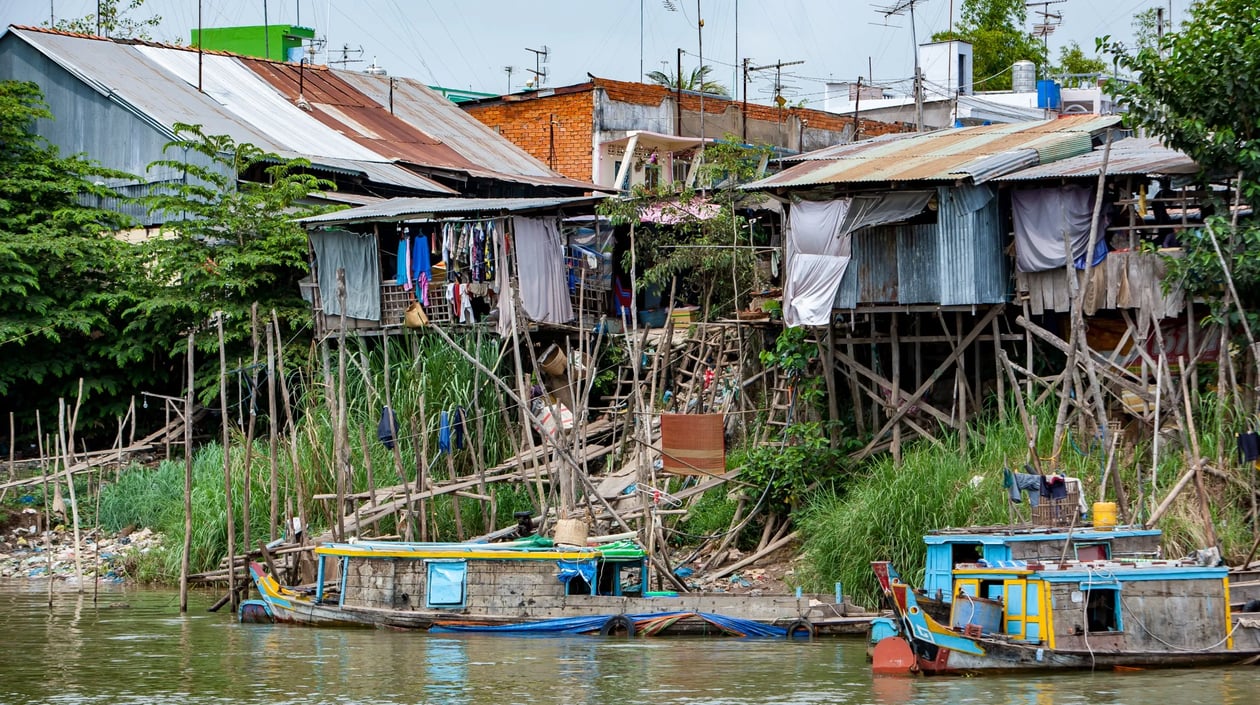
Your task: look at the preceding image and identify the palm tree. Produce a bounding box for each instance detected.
[645,64,729,96]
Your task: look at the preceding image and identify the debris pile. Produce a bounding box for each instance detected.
[0,508,162,583]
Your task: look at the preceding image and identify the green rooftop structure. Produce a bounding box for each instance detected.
[191,24,315,62]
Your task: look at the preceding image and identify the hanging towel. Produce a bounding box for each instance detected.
[453,407,466,450]
[396,237,410,288]
[417,272,430,306]
[412,235,432,281]
[377,406,399,449]
[438,410,451,454]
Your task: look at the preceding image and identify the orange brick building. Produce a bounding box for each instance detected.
[463,76,909,189]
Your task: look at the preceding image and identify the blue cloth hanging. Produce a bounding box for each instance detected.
[377,406,399,449]
[438,410,451,453]
[412,235,432,280]
[453,406,466,450]
[396,237,410,287]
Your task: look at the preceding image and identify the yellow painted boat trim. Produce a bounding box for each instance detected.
[1224,577,1234,650]
[316,546,610,561]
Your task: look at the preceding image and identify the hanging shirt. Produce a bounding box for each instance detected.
[396,237,411,290]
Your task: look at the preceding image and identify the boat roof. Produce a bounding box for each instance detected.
[315,536,647,561]
[954,559,1228,582]
[925,527,1160,545]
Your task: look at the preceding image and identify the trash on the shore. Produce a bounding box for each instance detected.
[0,523,162,583]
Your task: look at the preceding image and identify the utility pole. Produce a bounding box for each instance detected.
[877,1,930,131]
[741,57,750,141]
[749,59,804,145]
[676,47,683,136]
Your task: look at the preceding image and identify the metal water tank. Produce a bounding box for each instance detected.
[1012,60,1036,93]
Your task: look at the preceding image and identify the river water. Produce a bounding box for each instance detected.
[1,582,1258,705]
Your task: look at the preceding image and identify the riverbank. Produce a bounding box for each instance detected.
[0,508,161,583]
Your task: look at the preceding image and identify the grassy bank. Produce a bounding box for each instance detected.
[795,397,1257,608]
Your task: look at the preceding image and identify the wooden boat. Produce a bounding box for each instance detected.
[869,524,1260,674]
[240,535,869,637]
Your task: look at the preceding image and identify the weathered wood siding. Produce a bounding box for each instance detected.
[1050,578,1229,652]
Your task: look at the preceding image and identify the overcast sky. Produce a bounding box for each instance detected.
[2,1,1182,106]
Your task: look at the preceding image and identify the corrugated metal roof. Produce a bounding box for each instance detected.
[299,196,609,226]
[336,71,560,179]
[993,137,1199,181]
[6,26,590,192]
[746,116,1121,189]
[274,152,456,195]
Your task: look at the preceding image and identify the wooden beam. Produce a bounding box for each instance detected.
[853,305,1004,459]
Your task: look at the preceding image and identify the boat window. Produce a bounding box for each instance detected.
[1085,588,1121,633]
[619,563,644,597]
[425,560,467,609]
[1074,542,1111,562]
[951,543,984,565]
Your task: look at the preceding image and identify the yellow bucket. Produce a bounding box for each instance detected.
[1093,501,1117,530]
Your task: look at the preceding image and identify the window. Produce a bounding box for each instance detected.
[1085,588,1121,633]
[1074,542,1111,562]
[425,560,467,608]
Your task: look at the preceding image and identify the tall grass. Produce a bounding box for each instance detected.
[92,330,537,582]
[797,402,1102,607]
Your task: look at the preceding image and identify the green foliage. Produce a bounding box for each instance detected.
[1104,0,1260,187]
[122,124,333,400]
[932,0,1046,90]
[1053,41,1107,80]
[1103,0,1260,339]
[676,488,741,540]
[0,80,141,406]
[49,0,163,40]
[597,136,772,319]
[645,64,729,96]
[734,421,850,513]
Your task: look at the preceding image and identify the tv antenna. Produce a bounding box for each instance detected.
[328,44,364,69]
[525,46,550,88]
[504,66,515,94]
[874,0,931,131]
[1026,1,1066,57]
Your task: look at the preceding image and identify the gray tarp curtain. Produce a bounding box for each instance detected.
[784,199,851,327]
[310,228,381,320]
[784,192,933,327]
[1012,185,1103,273]
[512,216,574,325]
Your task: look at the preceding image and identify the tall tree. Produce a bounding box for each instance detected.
[0,81,139,407]
[1052,41,1107,81]
[48,0,163,40]
[646,65,730,96]
[1103,0,1260,346]
[932,0,1045,90]
[122,124,333,397]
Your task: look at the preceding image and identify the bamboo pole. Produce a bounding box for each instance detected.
[335,270,350,541]
[59,392,84,591]
[241,303,260,551]
[357,425,379,536]
[273,310,308,546]
[891,314,902,464]
[180,333,194,613]
[217,314,237,609]
[416,395,431,541]
[1180,356,1219,550]
[266,323,279,542]
[381,337,416,541]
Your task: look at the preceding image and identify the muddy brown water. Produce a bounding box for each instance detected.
[1,581,1258,704]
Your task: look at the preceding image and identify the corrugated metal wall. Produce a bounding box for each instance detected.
[2,38,241,227]
[897,223,939,304]
[831,185,1008,310]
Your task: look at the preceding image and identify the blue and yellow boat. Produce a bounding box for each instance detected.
[870,525,1260,673]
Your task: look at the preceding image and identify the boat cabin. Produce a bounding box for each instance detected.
[310,538,650,614]
[922,527,1161,602]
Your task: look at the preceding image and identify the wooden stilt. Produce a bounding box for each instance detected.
[266,323,279,542]
[891,314,901,465]
[180,333,194,614]
[217,314,237,610]
[241,303,260,552]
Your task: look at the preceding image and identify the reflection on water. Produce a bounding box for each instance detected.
[0,582,1257,705]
